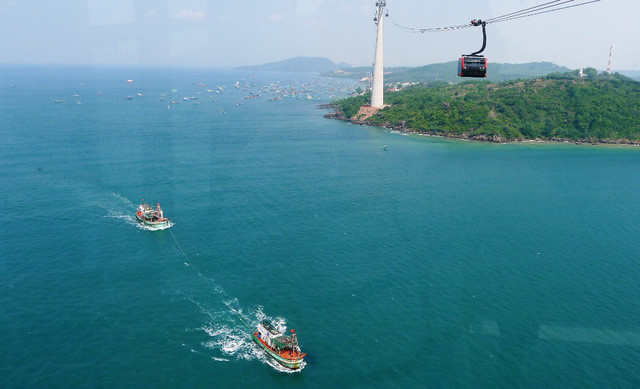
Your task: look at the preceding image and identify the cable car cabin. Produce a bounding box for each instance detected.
[458,55,487,78]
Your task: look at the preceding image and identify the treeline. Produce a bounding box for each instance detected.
[323,62,570,84]
[332,70,640,142]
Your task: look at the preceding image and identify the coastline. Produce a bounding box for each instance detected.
[321,104,640,147]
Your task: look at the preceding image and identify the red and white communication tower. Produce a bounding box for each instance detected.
[606,44,614,74]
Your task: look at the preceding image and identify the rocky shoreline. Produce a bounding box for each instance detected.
[320,104,640,146]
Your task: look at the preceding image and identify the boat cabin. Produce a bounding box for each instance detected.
[256,320,280,348]
[255,320,300,353]
[458,55,487,78]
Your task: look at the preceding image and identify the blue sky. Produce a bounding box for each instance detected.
[0,0,637,70]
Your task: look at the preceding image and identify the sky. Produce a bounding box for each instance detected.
[0,0,638,71]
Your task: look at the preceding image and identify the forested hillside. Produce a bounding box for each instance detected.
[330,70,640,143]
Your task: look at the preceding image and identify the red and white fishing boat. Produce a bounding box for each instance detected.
[135,202,172,230]
[252,320,306,370]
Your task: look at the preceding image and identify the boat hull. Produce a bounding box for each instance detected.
[251,333,304,370]
[135,213,172,230]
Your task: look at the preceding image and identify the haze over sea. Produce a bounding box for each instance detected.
[1,65,640,388]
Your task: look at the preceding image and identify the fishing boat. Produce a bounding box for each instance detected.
[135,202,172,230]
[251,320,306,370]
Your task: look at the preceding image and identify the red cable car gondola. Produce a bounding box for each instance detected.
[458,20,488,78]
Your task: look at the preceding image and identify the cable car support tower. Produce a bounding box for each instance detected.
[371,1,387,108]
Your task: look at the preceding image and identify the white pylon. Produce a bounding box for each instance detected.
[371,1,386,108]
[606,44,614,74]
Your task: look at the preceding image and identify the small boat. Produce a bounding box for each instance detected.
[135,202,172,230]
[381,144,388,150]
[252,320,306,370]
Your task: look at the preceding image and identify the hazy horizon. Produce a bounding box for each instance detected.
[1,0,637,71]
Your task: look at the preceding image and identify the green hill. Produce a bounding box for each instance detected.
[388,61,570,83]
[328,70,640,144]
[323,61,570,83]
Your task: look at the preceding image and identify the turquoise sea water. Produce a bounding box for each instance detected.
[1,65,640,388]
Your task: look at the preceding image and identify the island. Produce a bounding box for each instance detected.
[325,69,640,145]
[323,61,571,84]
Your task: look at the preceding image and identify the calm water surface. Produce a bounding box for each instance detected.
[1,65,639,388]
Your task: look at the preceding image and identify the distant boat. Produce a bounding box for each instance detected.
[53,99,64,103]
[252,320,306,370]
[135,202,172,230]
[127,79,134,84]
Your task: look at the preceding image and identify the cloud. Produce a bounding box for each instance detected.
[174,10,206,21]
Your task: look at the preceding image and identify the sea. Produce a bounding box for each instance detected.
[1,65,639,388]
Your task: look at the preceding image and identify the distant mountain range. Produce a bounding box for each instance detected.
[235,57,351,73]
[235,57,640,83]
[619,70,640,81]
[324,62,574,83]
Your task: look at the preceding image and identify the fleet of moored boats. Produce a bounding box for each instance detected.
[52,77,358,109]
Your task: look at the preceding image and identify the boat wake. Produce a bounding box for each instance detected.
[103,212,138,226]
[184,294,305,373]
[105,195,302,373]
[101,192,139,226]
[96,191,302,372]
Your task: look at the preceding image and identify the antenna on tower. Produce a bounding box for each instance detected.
[606,44,614,74]
[371,1,387,108]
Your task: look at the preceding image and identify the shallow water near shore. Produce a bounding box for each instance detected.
[1,65,640,388]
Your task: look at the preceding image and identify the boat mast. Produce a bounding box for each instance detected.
[291,329,299,352]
